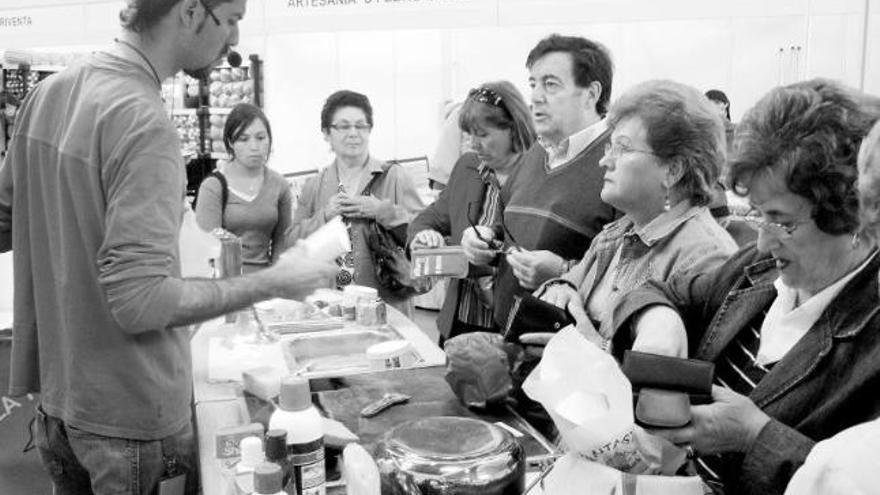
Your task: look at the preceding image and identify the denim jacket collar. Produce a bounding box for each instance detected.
[600,200,702,248]
[700,248,880,410]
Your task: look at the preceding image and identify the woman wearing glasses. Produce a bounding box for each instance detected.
[535,80,737,347]
[287,90,423,314]
[408,81,535,343]
[195,103,292,273]
[609,79,880,495]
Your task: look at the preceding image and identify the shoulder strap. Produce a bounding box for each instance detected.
[206,170,228,228]
[362,165,389,196]
[211,171,229,212]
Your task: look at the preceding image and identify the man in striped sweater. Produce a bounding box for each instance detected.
[461,34,618,329]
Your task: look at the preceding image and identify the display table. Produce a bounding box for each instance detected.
[191,310,554,494]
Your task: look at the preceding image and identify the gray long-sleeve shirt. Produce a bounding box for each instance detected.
[0,47,190,440]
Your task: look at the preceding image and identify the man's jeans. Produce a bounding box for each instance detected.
[33,405,198,495]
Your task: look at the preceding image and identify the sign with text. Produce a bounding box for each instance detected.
[0,5,82,35]
[263,0,496,32]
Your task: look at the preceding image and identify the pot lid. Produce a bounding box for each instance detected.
[386,416,504,460]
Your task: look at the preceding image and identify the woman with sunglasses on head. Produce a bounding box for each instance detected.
[195,103,292,273]
[533,80,737,348]
[407,81,536,344]
[609,79,880,495]
[287,90,423,315]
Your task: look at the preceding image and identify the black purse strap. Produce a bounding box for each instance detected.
[210,170,228,228]
[362,165,408,247]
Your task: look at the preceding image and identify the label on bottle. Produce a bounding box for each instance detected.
[286,438,326,495]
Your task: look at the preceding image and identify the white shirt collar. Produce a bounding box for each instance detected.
[757,252,876,365]
[543,119,607,169]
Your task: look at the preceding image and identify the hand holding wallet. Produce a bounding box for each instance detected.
[503,293,575,343]
[621,350,715,428]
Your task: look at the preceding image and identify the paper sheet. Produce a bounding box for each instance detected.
[207,336,287,383]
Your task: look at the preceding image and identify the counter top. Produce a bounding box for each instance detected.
[191,309,554,494]
[191,306,447,494]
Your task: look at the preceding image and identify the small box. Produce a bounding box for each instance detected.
[410,246,469,278]
[215,422,265,459]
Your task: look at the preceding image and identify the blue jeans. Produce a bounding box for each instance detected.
[33,405,198,495]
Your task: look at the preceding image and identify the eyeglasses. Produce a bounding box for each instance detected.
[199,0,221,26]
[467,200,521,252]
[731,211,807,239]
[468,87,504,108]
[329,123,373,133]
[603,142,657,159]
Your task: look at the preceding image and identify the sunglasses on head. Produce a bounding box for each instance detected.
[468,87,505,108]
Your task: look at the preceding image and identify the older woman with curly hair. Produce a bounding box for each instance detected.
[610,79,880,495]
[781,118,880,495]
[534,80,738,347]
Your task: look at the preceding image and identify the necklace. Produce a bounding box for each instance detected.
[114,38,161,88]
[336,155,370,194]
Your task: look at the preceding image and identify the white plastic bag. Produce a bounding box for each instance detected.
[542,455,706,495]
[522,327,703,494]
[178,204,220,278]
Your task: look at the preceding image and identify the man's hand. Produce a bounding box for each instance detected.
[647,385,772,456]
[461,226,500,266]
[507,249,564,289]
[270,244,337,299]
[411,229,446,250]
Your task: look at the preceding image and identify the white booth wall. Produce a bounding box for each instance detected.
[0,0,879,316]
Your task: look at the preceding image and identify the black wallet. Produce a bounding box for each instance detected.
[502,294,575,342]
[622,350,714,397]
[622,350,715,428]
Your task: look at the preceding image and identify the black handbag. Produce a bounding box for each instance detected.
[365,220,418,297]
[362,167,422,297]
[502,293,575,342]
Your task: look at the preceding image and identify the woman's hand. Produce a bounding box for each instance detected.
[339,195,387,219]
[538,283,578,309]
[411,229,446,250]
[324,192,348,220]
[461,226,500,266]
[647,385,772,456]
[507,249,564,289]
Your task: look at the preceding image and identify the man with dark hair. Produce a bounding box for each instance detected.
[0,1,335,493]
[462,33,617,329]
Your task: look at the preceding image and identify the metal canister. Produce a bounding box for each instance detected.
[375,416,525,495]
[214,230,243,279]
[213,230,242,322]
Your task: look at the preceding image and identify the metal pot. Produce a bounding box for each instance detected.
[375,416,525,495]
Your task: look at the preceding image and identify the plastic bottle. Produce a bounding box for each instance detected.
[264,429,292,488]
[253,462,286,495]
[268,376,326,495]
[233,435,264,495]
[342,443,380,495]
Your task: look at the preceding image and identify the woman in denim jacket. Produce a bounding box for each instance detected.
[610,79,880,495]
[535,80,738,347]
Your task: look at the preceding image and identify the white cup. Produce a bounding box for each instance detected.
[366,340,416,371]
